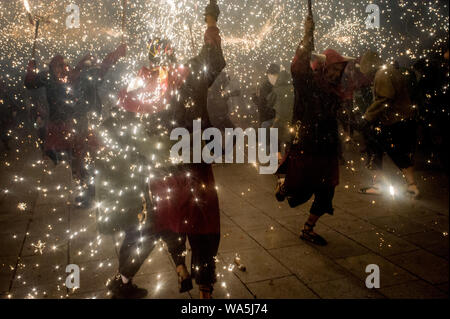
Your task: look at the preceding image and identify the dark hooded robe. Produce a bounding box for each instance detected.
[277,48,348,196]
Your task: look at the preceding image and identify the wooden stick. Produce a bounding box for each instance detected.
[32,19,40,59]
[307,0,315,51]
[121,0,127,43]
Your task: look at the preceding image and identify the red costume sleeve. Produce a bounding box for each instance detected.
[118,88,145,113]
[118,67,162,114]
[204,26,221,48]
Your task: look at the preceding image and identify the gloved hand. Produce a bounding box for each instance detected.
[116,43,127,58]
[204,0,220,22]
[305,14,315,36]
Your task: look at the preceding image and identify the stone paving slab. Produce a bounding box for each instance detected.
[368,215,432,237]
[335,253,418,287]
[308,277,385,299]
[317,209,376,236]
[228,211,275,232]
[379,280,448,299]
[11,254,67,291]
[192,256,255,299]
[218,227,260,253]
[246,275,318,299]
[246,225,301,250]
[220,247,292,284]
[310,227,371,260]
[269,245,349,285]
[346,229,419,257]
[386,250,449,285]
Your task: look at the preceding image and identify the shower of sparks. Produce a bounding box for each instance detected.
[0,0,448,299]
[0,1,447,91]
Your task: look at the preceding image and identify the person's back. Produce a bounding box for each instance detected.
[369,65,413,125]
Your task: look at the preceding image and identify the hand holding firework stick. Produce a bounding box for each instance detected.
[23,0,51,60]
[205,0,220,24]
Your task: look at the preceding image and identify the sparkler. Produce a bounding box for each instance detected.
[23,0,38,59]
[188,23,196,55]
[23,0,34,25]
[23,0,50,59]
[307,0,315,51]
[121,0,127,43]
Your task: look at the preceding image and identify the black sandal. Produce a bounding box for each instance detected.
[300,223,328,246]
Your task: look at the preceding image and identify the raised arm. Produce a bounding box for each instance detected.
[189,1,226,88]
[118,85,156,115]
[99,43,127,78]
[173,1,226,130]
[192,26,226,88]
[291,15,315,79]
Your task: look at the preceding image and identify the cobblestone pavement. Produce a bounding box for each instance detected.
[0,133,448,299]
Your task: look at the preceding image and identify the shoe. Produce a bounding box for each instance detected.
[300,223,328,246]
[177,265,193,293]
[106,275,148,299]
[106,275,121,292]
[199,285,213,299]
[406,183,420,199]
[275,179,287,202]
